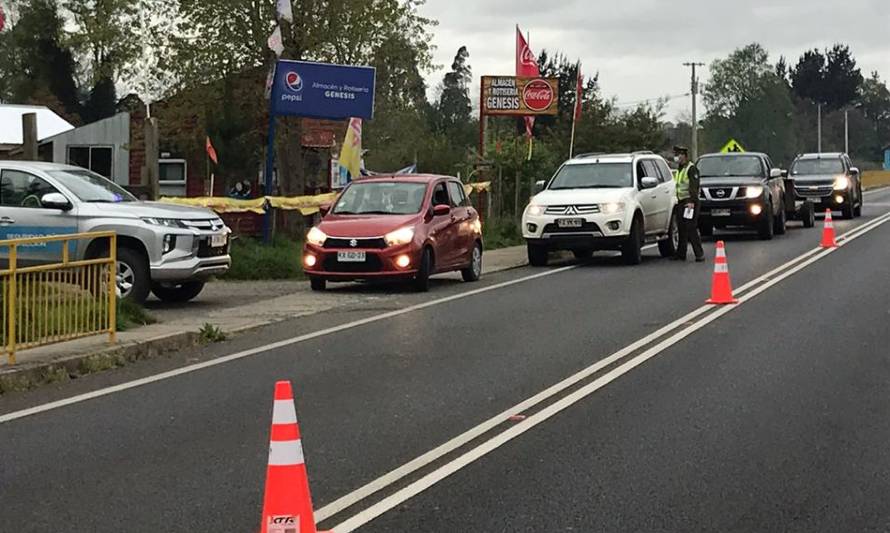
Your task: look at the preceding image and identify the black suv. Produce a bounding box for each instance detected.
[788,152,863,219]
[696,152,787,240]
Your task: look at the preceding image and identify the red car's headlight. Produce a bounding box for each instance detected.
[384,227,415,247]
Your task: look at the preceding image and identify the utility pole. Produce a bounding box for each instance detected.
[844,109,849,154]
[683,62,705,160]
[817,103,822,153]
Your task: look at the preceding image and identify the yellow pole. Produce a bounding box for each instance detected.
[108,235,117,344]
[7,245,17,364]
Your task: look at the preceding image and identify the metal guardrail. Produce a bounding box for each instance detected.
[1,231,117,364]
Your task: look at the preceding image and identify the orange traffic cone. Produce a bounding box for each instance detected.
[819,209,838,248]
[260,381,329,533]
[706,240,738,305]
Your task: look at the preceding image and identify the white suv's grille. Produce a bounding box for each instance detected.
[544,204,601,215]
[182,218,226,231]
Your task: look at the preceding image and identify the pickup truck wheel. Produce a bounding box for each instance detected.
[841,195,854,219]
[527,244,548,266]
[854,186,863,217]
[622,217,643,265]
[758,204,775,240]
[151,281,205,303]
[801,201,816,228]
[116,247,150,304]
[774,200,787,235]
[658,212,678,258]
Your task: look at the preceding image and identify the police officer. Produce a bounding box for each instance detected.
[672,146,705,262]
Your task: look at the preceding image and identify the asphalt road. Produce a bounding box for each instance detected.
[3,187,890,532]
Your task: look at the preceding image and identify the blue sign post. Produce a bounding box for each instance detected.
[263,60,376,242]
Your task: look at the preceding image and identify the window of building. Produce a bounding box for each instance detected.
[66,145,113,178]
[159,159,187,197]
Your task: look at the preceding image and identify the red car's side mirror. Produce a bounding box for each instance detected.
[319,202,332,216]
[433,204,451,217]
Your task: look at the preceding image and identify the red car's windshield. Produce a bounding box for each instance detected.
[333,181,428,215]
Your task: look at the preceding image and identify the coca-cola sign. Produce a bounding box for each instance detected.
[522,79,554,112]
[481,76,559,116]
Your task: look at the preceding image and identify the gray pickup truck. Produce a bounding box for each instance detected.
[0,161,231,303]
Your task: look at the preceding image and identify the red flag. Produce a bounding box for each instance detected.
[574,63,583,122]
[206,136,218,165]
[0,5,7,32]
[516,26,539,138]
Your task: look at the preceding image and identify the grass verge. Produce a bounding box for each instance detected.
[863,170,890,190]
[223,236,305,280]
[483,217,524,250]
[117,299,156,331]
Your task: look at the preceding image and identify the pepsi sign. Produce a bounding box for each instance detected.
[271,60,376,120]
[285,71,303,93]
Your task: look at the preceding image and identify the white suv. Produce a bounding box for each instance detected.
[522,152,678,265]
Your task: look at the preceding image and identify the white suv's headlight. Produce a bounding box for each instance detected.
[744,186,764,199]
[527,204,545,216]
[833,176,850,190]
[384,226,415,247]
[142,217,185,228]
[600,202,625,215]
[306,227,327,246]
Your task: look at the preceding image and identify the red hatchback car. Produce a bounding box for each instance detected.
[303,175,483,291]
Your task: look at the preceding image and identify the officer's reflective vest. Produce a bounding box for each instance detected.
[674,163,691,199]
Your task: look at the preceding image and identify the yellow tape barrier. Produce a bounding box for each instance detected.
[159,183,492,215]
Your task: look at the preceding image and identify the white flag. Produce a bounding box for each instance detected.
[277,0,293,23]
[267,25,284,57]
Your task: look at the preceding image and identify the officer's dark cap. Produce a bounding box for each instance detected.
[673,145,689,155]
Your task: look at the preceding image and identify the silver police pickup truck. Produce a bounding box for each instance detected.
[0,161,231,303]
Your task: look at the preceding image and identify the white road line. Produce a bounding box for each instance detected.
[330,206,890,533]
[314,210,890,522]
[0,265,580,424]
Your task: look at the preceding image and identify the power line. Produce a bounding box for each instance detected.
[614,93,690,108]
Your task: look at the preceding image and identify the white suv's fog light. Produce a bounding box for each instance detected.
[750,204,763,216]
[527,223,538,233]
[607,221,620,231]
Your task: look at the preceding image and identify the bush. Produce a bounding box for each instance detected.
[223,236,305,280]
[483,217,524,250]
[117,299,156,331]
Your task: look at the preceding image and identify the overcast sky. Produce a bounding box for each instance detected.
[419,0,890,121]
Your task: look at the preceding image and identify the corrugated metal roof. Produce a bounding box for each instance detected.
[0,104,74,144]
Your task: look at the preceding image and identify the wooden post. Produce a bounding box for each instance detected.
[514,170,521,218]
[143,118,160,200]
[22,113,38,161]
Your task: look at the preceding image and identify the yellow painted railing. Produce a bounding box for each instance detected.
[0,232,117,365]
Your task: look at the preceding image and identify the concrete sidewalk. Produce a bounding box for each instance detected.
[0,245,530,392]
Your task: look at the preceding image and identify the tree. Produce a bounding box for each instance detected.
[824,44,862,110]
[791,44,862,111]
[856,71,890,158]
[790,49,826,103]
[433,46,472,133]
[0,0,82,122]
[703,43,797,163]
[167,0,437,197]
[704,43,772,118]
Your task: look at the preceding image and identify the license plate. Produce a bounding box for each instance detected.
[337,251,366,262]
[556,218,584,228]
[210,233,228,247]
[711,209,731,217]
